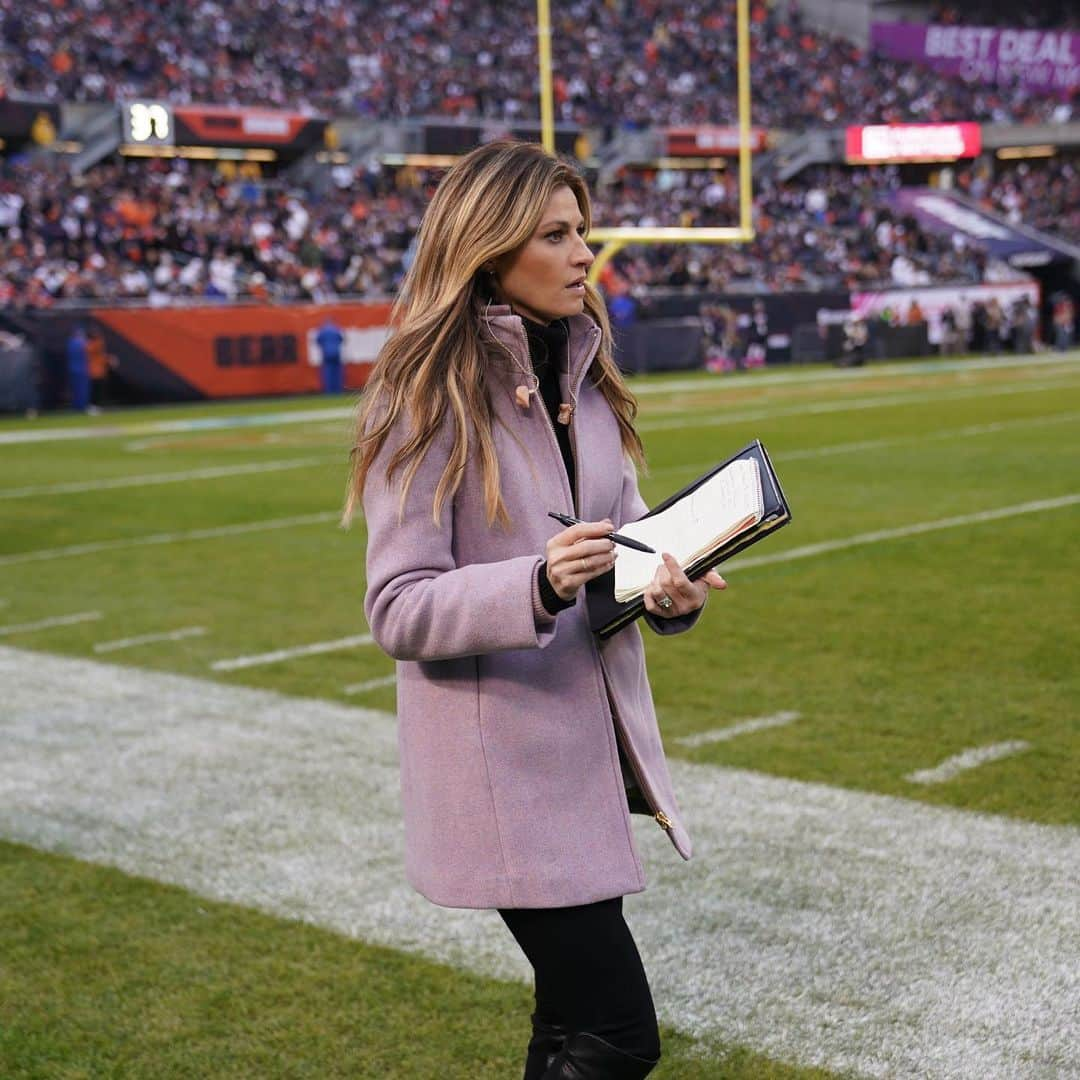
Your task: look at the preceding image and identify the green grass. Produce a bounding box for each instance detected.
[2,352,1079,1076]
[0,841,841,1080]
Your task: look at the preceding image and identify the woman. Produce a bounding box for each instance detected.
[345,140,726,1079]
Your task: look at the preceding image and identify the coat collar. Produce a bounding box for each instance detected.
[481,304,602,399]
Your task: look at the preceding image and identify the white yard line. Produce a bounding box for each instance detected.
[0,457,338,500]
[905,741,1031,785]
[93,626,207,654]
[729,493,1080,572]
[343,674,397,695]
[630,351,1079,396]
[650,408,1080,479]
[1,646,1076,1079]
[0,511,339,568]
[637,377,1080,433]
[0,406,353,447]
[675,711,800,747]
[211,633,375,672]
[0,611,102,637]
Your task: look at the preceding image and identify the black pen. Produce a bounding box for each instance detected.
[547,511,657,554]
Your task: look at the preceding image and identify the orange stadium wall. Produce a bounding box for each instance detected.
[91,302,391,401]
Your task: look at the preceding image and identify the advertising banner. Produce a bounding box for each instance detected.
[664,126,768,156]
[871,22,1080,97]
[92,302,390,400]
[845,123,981,163]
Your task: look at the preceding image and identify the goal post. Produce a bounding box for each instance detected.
[536,0,756,283]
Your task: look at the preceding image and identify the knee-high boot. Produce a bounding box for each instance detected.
[523,1011,569,1080]
[541,1031,658,1079]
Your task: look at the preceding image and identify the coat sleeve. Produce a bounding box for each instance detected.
[362,410,557,662]
[617,452,703,637]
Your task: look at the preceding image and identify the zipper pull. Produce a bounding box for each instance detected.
[654,810,673,832]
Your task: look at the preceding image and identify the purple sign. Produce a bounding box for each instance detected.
[871,22,1080,97]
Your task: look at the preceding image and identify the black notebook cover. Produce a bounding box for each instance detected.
[586,439,792,639]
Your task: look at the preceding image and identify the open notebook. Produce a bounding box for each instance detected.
[586,440,791,638]
[613,457,764,603]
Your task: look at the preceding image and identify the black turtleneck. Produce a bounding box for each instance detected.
[522,315,576,502]
[522,315,578,616]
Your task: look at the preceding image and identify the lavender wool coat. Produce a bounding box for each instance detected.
[362,306,700,909]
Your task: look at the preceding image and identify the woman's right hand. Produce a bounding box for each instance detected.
[545,519,618,601]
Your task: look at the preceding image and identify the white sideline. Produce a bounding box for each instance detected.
[343,674,397,695]
[0,457,338,500]
[0,611,102,637]
[0,511,339,568]
[729,493,1080,572]
[211,633,375,672]
[1,646,1076,1080]
[675,711,800,747]
[94,626,207,654]
[636,376,1080,432]
[905,741,1031,785]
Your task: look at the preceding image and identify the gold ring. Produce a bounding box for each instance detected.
[580,557,588,574]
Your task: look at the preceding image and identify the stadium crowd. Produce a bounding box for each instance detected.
[955,156,1080,247]
[1,154,1008,309]
[929,3,1080,31]
[0,0,1073,127]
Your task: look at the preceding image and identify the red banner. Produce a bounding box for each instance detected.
[664,126,767,156]
[93,303,390,399]
[845,123,981,163]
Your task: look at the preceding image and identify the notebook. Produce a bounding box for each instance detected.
[586,439,792,638]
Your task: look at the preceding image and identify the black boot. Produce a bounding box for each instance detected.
[523,1011,569,1080]
[541,1031,658,1079]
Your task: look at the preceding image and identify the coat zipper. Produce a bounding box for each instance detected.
[507,319,675,836]
[560,323,674,836]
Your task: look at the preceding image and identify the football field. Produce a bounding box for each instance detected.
[2,352,1078,1079]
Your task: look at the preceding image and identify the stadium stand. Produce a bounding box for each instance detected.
[954,156,1080,246]
[0,0,1072,125]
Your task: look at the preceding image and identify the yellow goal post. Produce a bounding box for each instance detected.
[536,0,755,283]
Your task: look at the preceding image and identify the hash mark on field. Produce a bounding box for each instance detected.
[94,626,207,654]
[675,711,800,747]
[211,634,375,672]
[0,511,339,567]
[905,741,1031,785]
[0,611,102,637]
[730,493,1080,571]
[343,674,397,695]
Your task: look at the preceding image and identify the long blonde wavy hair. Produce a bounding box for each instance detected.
[343,139,644,528]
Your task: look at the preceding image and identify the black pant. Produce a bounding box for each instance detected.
[498,896,661,1061]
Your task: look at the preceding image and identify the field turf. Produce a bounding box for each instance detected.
[1,350,1077,1078]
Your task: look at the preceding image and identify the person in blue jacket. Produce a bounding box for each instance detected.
[315,317,345,394]
[66,324,90,412]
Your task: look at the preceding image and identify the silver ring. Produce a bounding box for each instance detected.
[658,594,674,611]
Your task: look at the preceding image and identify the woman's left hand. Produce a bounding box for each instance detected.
[642,552,726,618]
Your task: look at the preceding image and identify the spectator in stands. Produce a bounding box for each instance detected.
[0,0,1071,126]
[347,140,725,1080]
